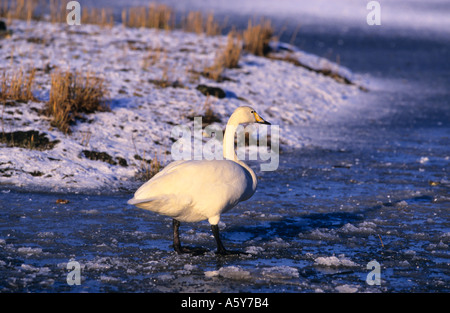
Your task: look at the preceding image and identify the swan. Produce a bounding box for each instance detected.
[127,106,270,255]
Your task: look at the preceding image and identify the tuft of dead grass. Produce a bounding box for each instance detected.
[132,135,163,181]
[137,151,162,181]
[182,11,221,36]
[44,70,108,134]
[48,0,114,26]
[202,95,221,125]
[0,68,36,103]
[81,7,114,27]
[202,30,242,81]
[0,0,41,22]
[243,19,274,56]
[122,3,173,30]
[218,30,242,69]
[201,62,224,82]
[205,13,221,36]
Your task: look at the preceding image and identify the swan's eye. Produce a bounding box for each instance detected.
[251,111,254,113]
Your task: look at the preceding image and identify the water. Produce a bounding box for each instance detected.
[0,1,449,293]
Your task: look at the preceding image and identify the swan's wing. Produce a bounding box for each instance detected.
[128,160,252,222]
[133,160,249,202]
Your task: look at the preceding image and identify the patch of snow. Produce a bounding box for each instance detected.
[314,254,359,268]
[204,270,219,278]
[335,284,358,293]
[261,266,299,279]
[338,222,376,235]
[17,247,43,255]
[245,246,264,255]
[205,266,252,280]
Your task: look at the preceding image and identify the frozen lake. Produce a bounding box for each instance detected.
[0,0,449,292]
[1,86,448,291]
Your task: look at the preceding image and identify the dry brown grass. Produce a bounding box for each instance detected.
[202,61,224,82]
[201,30,242,81]
[0,0,41,21]
[205,13,221,36]
[48,0,114,26]
[0,68,36,103]
[0,1,224,37]
[202,95,221,125]
[132,135,163,181]
[122,3,173,30]
[49,0,65,23]
[243,19,274,56]
[142,46,166,68]
[218,30,242,69]
[136,151,162,181]
[81,7,114,27]
[182,11,221,36]
[44,70,108,134]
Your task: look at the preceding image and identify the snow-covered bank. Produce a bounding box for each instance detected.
[0,19,365,192]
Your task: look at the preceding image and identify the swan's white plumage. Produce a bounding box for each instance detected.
[127,106,269,226]
[128,159,254,224]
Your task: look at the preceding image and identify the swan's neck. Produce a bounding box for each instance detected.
[223,120,238,162]
[223,116,257,192]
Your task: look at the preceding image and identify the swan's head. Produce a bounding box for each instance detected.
[231,106,271,125]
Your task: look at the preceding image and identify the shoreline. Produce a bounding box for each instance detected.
[0,18,366,192]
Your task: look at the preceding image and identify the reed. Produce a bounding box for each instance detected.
[202,30,242,81]
[0,68,36,103]
[122,3,173,30]
[0,0,41,21]
[81,7,114,27]
[44,70,108,134]
[132,140,163,181]
[243,19,273,56]
[219,30,242,69]
[182,11,221,36]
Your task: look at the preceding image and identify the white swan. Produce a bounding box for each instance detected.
[127,106,270,255]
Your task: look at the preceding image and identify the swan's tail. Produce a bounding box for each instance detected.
[127,195,173,212]
[127,197,150,205]
[127,196,163,206]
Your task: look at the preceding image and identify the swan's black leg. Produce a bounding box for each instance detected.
[211,224,228,255]
[211,224,249,256]
[172,219,207,255]
[172,219,183,254]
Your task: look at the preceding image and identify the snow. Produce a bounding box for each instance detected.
[17,247,43,255]
[314,254,359,268]
[205,265,300,281]
[0,18,363,192]
[244,245,264,255]
[261,266,299,279]
[205,266,251,280]
[335,284,358,293]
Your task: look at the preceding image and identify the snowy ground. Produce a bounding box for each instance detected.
[0,19,364,192]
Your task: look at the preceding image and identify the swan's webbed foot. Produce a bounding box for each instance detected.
[216,248,246,256]
[174,245,207,255]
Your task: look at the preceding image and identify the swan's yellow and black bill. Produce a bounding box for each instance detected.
[253,112,271,125]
